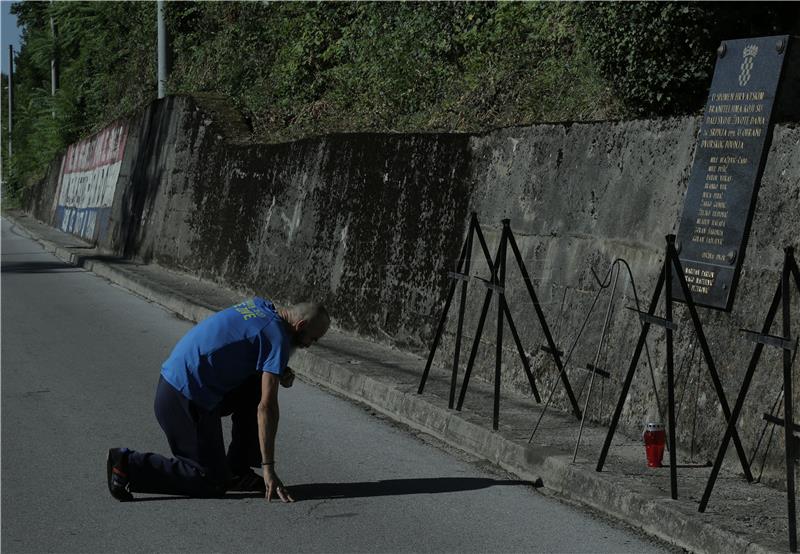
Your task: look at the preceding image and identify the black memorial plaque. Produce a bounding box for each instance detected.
[674,35,792,311]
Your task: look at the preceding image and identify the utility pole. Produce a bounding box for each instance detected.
[8,45,13,158]
[157,0,169,99]
[50,0,59,116]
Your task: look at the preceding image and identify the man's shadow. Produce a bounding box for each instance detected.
[134,477,535,502]
[288,477,533,501]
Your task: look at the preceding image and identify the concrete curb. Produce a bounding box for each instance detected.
[6,212,780,554]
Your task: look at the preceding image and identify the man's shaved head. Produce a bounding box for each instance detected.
[288,302,330,334]
[279,302,330,348]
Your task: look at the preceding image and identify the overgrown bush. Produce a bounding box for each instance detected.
[5,1,154,200]
[160,1,623,142]
[574,2,800,115]
[4,1,798,202]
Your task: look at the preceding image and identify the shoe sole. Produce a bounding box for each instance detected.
[106,449,133,502]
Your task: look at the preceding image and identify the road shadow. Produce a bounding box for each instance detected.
[1,255,134,274]
[287,477,533,501]
[129,477,534,503]
[1,261,83,273]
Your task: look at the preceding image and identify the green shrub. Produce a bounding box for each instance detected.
[5,1,798,200]
[574,2,800,116]
[5,1,155,200]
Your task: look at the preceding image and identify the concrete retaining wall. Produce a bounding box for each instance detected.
[25,95,800,484]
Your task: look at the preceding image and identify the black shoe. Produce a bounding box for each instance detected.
[107,448,133,501]
[227,469,266,493]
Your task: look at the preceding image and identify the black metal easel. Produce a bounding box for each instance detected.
[456,219,582,430]
[595,235,753,500]
[698,246,799,552]
[417,212,495,409]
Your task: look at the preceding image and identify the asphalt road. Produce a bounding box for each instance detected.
[1,216,672,553]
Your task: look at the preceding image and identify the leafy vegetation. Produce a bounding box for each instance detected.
[4,1,798,202]
[573,2,799,115]
[4,1,154,201]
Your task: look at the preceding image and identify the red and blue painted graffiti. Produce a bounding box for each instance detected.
[54,121,129,242]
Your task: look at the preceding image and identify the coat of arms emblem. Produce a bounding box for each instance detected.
[738,44,758,86]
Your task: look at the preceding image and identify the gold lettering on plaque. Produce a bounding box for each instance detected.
[690,82,769,257]
[685,266,717,295]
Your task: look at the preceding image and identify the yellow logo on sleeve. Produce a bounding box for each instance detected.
[233,299,268,321]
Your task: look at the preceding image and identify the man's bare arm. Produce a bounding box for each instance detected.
[258,371,293,502]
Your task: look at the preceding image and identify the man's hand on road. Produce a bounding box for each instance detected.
[264,467,294,503]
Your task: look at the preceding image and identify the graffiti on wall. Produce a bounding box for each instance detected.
[54,122,129,242]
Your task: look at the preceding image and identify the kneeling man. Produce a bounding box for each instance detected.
[107,298,330,502]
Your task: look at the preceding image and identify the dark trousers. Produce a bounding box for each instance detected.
[127,375,261,497]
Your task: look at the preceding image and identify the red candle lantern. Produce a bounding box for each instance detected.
[643,422,666,468]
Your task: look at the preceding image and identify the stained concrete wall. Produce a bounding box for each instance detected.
[459,120,799,488]
[25,95,800,484]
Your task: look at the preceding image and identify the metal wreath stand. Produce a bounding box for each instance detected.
[417,214,583,431]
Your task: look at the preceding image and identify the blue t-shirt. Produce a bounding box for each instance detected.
[161,297,292,410]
